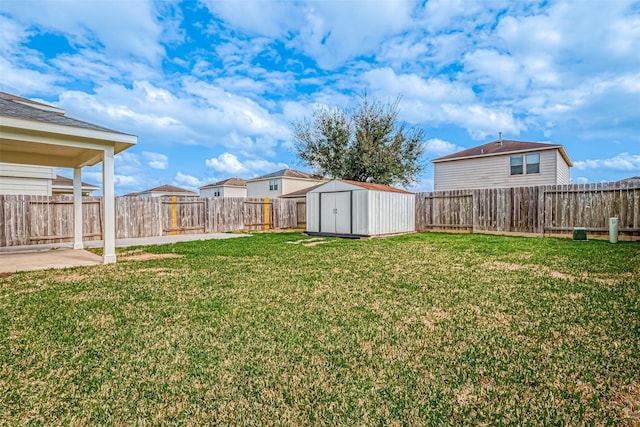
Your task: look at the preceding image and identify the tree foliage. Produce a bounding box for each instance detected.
[291,95,425,186]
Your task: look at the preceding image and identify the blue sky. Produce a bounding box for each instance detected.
[1,0,639,194]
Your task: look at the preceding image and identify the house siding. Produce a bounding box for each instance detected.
[434,149,563,191]
[0,162,55,195]
[246,179,280,198]
[556,151,570,184]
[200,186,246,198]
[247,177,325,199]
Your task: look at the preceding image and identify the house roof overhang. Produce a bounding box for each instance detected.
[0,115,137,168]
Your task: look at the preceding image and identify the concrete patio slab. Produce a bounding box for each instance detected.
[0,248,103,273]
[0,233,251,273]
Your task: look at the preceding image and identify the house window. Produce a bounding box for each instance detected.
[510,155,523,175]
[214,189,221,197]
[269,179,278,191]
[526,153,540,174]
[511,153,541,175]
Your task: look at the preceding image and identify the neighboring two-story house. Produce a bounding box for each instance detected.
[246,169,327,199]
[431,140,572,191]
[199,178,247,198]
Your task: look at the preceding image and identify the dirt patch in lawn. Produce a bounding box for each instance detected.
[118,249,184,262]
[610,381,640,425]
[485,261,633,285]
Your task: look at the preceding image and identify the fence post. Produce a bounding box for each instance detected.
[264,197,270,230]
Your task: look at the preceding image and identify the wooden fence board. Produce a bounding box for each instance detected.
[2,182,638,247]
[416,182,640,237]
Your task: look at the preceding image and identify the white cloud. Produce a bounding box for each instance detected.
[205,152,288,176]
[1,0,166,64]
[142,151,168,170]
[362,68,524,139]
[206,153,247,174]
[424,138,465,157]
[573,153,640,171]
[203,0,413,69]
[441,104,525,140]
[115,175,138,186]
[174,172,204,189]
[572,177,589,184]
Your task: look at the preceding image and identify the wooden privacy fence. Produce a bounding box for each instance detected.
[416,182,640,237]
[0,196,300,247]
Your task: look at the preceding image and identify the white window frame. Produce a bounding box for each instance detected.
[510,153,540,176]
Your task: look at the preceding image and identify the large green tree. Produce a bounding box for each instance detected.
[291,95,425,186]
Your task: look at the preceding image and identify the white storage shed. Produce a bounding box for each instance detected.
[306,179,415,237]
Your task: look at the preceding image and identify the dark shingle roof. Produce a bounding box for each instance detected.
[199,177,246,189]
[249,168,321,181]
[0,92,131,135]
[432,140,572,166]
[52,175,99,190]
[144,185,198,195]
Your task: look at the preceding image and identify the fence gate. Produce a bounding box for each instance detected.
[243,199,273,231]
[161,197,205,235]
[296,202,306,227]
[420,193,473,231]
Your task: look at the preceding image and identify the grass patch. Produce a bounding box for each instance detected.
[1,232,639,425]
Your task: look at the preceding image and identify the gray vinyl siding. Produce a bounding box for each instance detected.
[0,176,52,195]
[247,177,324,198]
[434,149,567,191]
[0,163,55,195]
[556,151,570,184]
[0,162,55,179]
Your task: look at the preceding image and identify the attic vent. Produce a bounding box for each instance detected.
[481,148,484,154]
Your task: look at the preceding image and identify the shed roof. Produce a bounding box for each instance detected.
[432,140,573,167]
[339,180,414,194]
[199,177,246,189]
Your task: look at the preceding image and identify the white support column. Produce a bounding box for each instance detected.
[102,146,116,264]
[73,167,84,249]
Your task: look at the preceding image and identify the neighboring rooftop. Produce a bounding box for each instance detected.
[432,140,573,166]
[52,175,99,191]
[249,168,323,181]
[199,177,246,189]
[0,91,130,135]
[125,185,198,197]
[616,176,640,186]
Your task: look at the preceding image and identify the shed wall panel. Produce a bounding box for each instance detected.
[351,190,368,235]
[306,192,320,232]
[367,191,415,235]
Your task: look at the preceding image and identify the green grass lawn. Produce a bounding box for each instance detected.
[1,232,639,425]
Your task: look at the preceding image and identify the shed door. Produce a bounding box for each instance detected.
[320,191,351,234]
